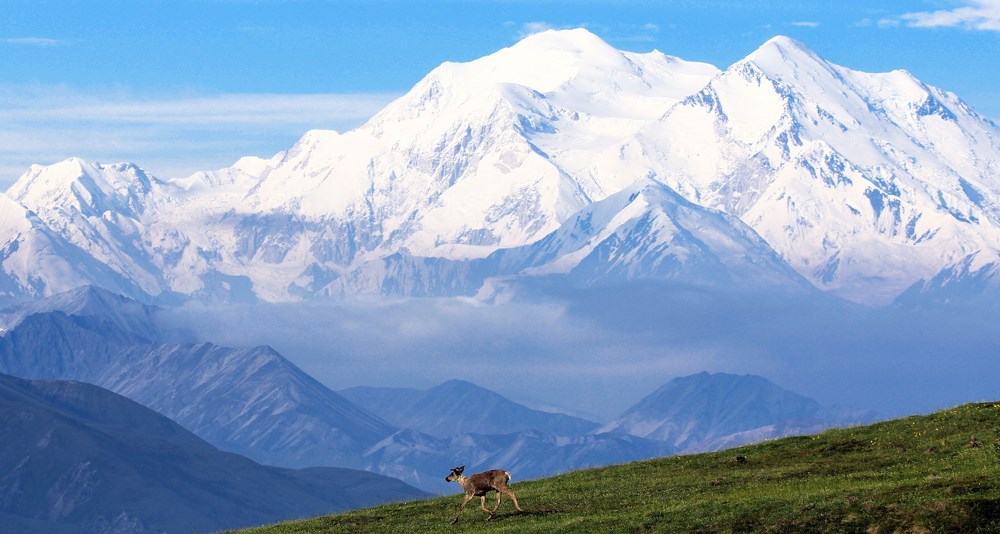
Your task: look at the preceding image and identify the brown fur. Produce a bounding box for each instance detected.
[445,466,523,524]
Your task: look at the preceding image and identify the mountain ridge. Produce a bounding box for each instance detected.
[341,379,600,438]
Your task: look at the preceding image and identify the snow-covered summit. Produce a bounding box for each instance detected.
[604,35,1000,302]
[236,28,720,264]
[8,158,158,220]
[434,28,621,93]
[742,35,828,77]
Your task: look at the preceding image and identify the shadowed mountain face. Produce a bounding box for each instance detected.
[0,372,427,534]
[341,379,600,437]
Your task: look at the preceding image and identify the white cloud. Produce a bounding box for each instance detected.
[0,85,399,185]
[0,90,397,125]
[790,21,820,28]
[897,0,1000,31]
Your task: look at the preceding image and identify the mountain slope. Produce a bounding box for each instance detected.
[0,372,426,534]
[340,380,674,493]
[4,159,172,300]
[487,179,813,291]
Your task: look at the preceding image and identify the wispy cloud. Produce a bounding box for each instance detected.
[0,85,399,185]
[1,37,66,46]
[790,21,820,28]
[895,0,1000,31]
[0,90,397,125]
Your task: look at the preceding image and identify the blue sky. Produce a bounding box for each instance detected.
[1,0,998,185]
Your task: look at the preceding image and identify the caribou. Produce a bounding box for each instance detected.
[445,465,523,523]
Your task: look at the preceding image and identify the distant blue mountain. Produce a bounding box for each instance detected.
[0,288,668,493]
[363,427,672,494]
[341,379,600,437]
[0,286,396,470]
[0,288,876,496]
[600,372,876,452]
[0,372,426,534]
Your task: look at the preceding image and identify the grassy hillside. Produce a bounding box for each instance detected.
[235,403,1000,533]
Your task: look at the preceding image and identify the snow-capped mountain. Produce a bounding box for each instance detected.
[485,179,813,290]
[4,159,171,299]
[0,192,145,303]
[320,178,814,298]
[606,36,1000,303]
[2,30,998,306]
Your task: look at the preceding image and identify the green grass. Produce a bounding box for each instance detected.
[233,403,1000,533]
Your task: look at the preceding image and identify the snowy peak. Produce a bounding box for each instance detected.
[742,35,827,78]
[0,158,174,302]
[482,28,719,101]
[0,193,147,305]
[622,34,1000,303]
[238,29,717,260]
[8,157,157,220]
[461,28,621,93]
[372,27,717,134]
